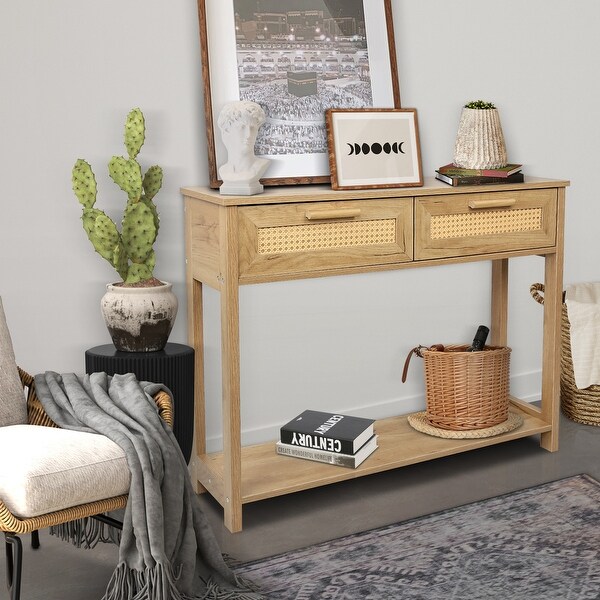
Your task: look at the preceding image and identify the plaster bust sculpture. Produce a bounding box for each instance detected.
[217,100,270,196]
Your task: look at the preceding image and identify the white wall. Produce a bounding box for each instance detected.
[2,1,598,451]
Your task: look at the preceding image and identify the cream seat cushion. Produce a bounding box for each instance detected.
[0,424,130,518]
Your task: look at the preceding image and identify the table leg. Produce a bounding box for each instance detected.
[220,207,243,532]
[539,251,563,451]
[190,279,207,492]
[540,188,565,451]
[491,259,509,346]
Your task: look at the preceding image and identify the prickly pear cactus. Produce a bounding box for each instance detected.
[122,202,157,263]
[142,165,163,201]
[72,159,97,209]
[108,156,143,200]
[124,107,145,159]
[90,214,120,262]
[72,108,163,285]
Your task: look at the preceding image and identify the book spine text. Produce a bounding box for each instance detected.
[276,444,356,468]
[280,431,352,454]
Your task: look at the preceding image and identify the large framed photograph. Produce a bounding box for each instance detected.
[198,0,401,188]
[326,108,423,190]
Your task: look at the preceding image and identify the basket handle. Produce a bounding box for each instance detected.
[530,283,545,305]
[401,344,444,383]
[530,283,565,305]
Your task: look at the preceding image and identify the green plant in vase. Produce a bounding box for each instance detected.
[454,100,507,169]
[71,107,163,286]
[71,108,177,352]
[463,100,496,110]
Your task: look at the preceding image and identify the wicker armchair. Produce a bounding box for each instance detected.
[0,367,173,600]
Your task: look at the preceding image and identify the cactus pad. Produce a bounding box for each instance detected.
[141,198,160,234]
[121,202,157,263]
[124,108,146,159]
[81,208,106,235]
[142,165,163,201]
[72,159,97,208]
[113,240,129,281]
[109,156,143,200]
[143,249,156,272]
[89,214,120,263]
[125,263,153,284]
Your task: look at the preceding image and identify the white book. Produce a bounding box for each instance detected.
[276,434,378,469]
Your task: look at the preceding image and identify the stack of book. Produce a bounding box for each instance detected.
[276,409,378,469]
[435,163,523,187]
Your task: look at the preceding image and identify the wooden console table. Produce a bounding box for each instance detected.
[182,176,568,533]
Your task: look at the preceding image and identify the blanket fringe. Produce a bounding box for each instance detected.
[102,561,187,600]
[50,516,120,549]
[201,577,264,600]
[51,525,264,599]
[101,563,264,600]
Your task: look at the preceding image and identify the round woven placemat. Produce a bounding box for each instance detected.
[407,411,524,439]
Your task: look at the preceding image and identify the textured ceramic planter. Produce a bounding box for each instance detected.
[453,108,507,170]
[101,282,178,352]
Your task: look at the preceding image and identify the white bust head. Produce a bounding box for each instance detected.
[217,101,269,186]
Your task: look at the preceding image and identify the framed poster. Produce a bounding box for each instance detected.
[198,0,401,187]
[326,108,423,190]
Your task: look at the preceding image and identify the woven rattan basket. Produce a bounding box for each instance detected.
[531,283,600,426]
[405,344,511,431]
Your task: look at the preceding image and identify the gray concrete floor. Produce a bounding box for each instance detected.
[2,411,599,599]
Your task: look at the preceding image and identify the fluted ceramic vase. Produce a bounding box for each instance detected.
[453,108,507,170]
[101,282,178,352]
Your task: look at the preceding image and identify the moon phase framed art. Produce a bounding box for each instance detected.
[197,0,401,188]
[325,108,423,190]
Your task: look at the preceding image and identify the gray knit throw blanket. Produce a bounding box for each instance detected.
[34,371,263,600]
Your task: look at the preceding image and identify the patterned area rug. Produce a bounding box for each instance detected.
[234,475,600,599]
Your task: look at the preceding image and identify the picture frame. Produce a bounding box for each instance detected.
[197,0,401,188]
[325,108,423,190]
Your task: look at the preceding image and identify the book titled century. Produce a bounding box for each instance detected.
[280,409,375,455]
[276,435,378,469]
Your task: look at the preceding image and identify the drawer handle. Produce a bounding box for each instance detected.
[305,208,362,220]
[468,198,517,210]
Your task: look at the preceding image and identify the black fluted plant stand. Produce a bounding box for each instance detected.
[85,343,194,463]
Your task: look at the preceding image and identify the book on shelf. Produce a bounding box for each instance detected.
[437,163,522,178]
[435,170,525,187]
[276,434,378,469]
[280,409,375,455]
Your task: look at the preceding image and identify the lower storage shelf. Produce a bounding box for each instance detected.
[196,399,552,507]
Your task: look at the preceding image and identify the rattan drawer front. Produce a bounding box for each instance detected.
[239,199,413,281]
[415,188,557,260]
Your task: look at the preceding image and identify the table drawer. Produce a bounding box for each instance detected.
[415,188,557,260]
[238,199,413,281]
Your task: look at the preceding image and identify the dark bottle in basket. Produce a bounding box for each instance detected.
[467,325,489,352]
